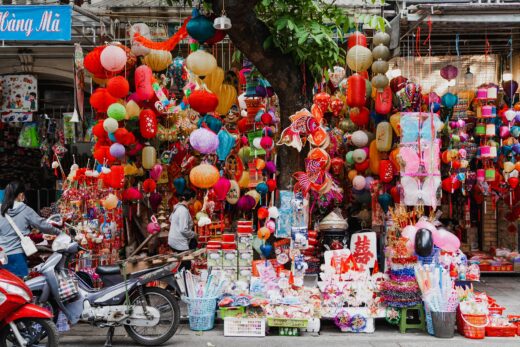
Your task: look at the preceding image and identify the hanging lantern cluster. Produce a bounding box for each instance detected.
[371,31,391,92]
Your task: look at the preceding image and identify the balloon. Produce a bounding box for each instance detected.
[100,45,127,72]
[260,243,273,257]
[415,228,433,257]
[109,143,125,159]
[415,220,437,233]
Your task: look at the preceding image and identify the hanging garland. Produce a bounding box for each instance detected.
[133,17,191,51]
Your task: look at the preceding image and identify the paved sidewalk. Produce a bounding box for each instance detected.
[60,275,520,347]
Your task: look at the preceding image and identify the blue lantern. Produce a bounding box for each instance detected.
[377,193,392,213]
[186,9,215,44]
[174,177,186,195]
[442,92,458,108]
[216,129,235,161]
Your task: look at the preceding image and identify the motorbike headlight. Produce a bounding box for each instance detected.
[0,282,31,302]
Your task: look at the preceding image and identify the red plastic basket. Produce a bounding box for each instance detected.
[461,314,489,339]
[507,315,520,335]
[485,326,517,337]
[488,305,505,316]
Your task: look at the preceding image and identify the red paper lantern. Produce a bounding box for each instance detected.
[139,109,158,139]
[257,207,269,220]
[143,178,157,193]
[442,176,461,192]
[355,159,369,173]
[114,128,131,145]
[90,88,118,113]
[84,46,107,78]
[188,89,219,114]
[107,76,130,99]
[375,86,393,115]
[390,186,400,203]
[123,187,142,201]
[108,165,125,189]
[313,92,331,114]
[93,145,115,164]
[350,106,370,127]
[266,179,277,192]
[237,118,250,133]
[347,74,366,108]
[379,160,394,183]
[348,31,367,49]
[509,177,519,189]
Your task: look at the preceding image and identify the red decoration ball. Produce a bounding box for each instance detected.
[355,159,370,173]
[143,178,157,193]
[90,88,118,113]
[261,112,273,125]
[107,76,130,99]
[84,46,106,78]
[257,207,269,220]
[266,179,277,192]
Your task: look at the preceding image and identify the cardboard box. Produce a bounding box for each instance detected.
[237,234,253,251]
[238,266,252,282]
[238,250,253,267]
[222,249,238,267]
[207,249,222,267]
[222,266,238,281]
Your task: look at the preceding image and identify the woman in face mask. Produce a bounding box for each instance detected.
[0,181,61,278]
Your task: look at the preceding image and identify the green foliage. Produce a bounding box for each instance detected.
[255,0,389,80]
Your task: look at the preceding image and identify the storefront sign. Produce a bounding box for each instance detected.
[0,5,71,41]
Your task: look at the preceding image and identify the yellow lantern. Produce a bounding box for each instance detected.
[205,67,225,93]
[143,49,173,72]
[347,170,358,181]
[238,171,250,188]
[102,194,119,210]
[346,45,373,72]
[142,145,156,170]
[257,227,271,240]
[216,84,238,115]
[376,122,393,152]
[186,49,217,77]
[389,113,401,136]
[126,100,141,119]
[189,163,219,189]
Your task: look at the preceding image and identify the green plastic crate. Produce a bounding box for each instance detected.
[267,318,308,328]
[219,307,246,319]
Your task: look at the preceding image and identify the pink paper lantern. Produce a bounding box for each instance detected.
[100,45,127,72]
[150,164,163,181]
[189,128,219,154]
[213,177,231,201]
[440,64,458,81]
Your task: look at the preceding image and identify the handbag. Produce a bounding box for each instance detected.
[5,215,38,256]
[57,272,79,302]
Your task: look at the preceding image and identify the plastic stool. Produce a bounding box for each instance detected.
[399,304,426,333]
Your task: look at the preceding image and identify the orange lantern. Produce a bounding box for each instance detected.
[257,227,271,240]
[189,163,220,189]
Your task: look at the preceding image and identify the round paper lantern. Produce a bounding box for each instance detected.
[373,31,390,46]
[347,74,366,107]
[348,31,367,49]
[103,118,118,133]
[213,177,231,201]
[90,88,118,113]
[260,136,274,151]
[107,103,126,121]
[126,100,141,119]
[266,179,277,192]
[346,45,373,72]
[350,106,370,127]
[190,127,219,154]
[372,45,390,61]
[100,45,127,72]
[143,49,173,72]
[188,89,219,114]
[186,49,217,77]
[351,130,369,147]
[371,60,389,74]
[102,194,119,210]
[257,207,269,220]
[352,175,366,190]
[237,195,256,211]
[190,163,219,188]
[135,65,154,101]
[142,145,156,170]
[314,92,331,113]
[265,160,277,174]
[107,76,130,99]
[109,143,125,159]
[256,182,269,195]
[352,148,367,163]
[114,128,129,144]
[139,109,158,139]
[226,180,240,204]
[143,178,157,193]
[123,187,142,201]
[440,64,458,81]
[84,46,107,78]
[187,10,215,43]
[371,73,389,92]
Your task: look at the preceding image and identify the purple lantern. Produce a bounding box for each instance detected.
[440,64,459,81]
[502,80,519,100]
[189,127,219,154]
[109,143,125,159]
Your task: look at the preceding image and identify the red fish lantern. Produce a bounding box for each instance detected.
[313,92,331,113]
[375,86,393,115]
[347,74,366,108]
[139,109,158,139]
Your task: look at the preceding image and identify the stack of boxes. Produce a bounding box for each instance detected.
[205,220,254,283]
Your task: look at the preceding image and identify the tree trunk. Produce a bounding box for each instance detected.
[211,0,312,189]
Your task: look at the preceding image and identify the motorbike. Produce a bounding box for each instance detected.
[0,248,59,347]
[26,222,185,347]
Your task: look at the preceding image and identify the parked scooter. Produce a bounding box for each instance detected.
[0,248,59,346]
[26,221,184,347]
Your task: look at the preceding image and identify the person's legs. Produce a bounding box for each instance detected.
[2,253,29,278]
[171,247,191,271]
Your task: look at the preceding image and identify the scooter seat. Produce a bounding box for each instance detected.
[96,265,121,276]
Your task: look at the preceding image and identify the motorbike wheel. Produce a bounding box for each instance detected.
[124,286,180,346]
[0,318,59,347]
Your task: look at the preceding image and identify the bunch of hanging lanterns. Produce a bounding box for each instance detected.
[371,32,391,92]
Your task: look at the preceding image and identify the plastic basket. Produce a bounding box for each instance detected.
[219,307,245,319]
[461,314,488,339]
[485,326,517,337]
[488,305,505,316]
[184,296,217,331]
[224,317,266,337]
[507,315,520,335]
[267,318,308,328]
